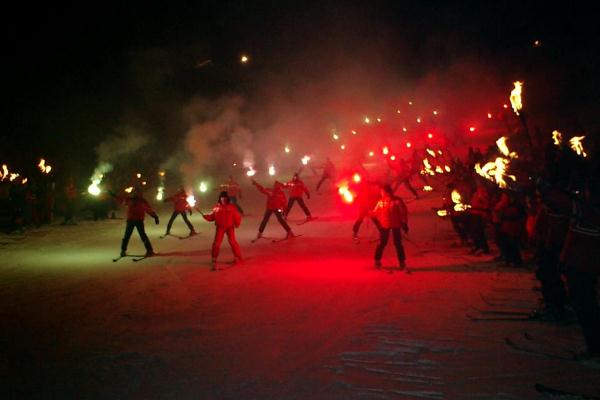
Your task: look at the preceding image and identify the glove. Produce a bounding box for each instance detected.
[154,216,160,225]
[402,224,409,234]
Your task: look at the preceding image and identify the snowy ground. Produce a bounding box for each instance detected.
[1,177,599,399]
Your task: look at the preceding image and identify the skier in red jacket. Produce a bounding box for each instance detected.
[283,173,313,220]
[371,184,409,270]
[202,191,242,270]
[252,179,296,239]
[220,176,244,215]
[115,187,159,257]
[164,187,196,237]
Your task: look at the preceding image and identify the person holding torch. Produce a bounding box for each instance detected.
[200,191,243,270]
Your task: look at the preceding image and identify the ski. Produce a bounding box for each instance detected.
[504,338,576,361]
[133,254,158,262]
[535,383,600,399]
[113,255,144,262]
[466,313,532,322]
[296,217,318,225]
[272,234,303,243]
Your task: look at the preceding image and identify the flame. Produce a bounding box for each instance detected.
[301,155,311,165]
[416,117,422,123]
[352,173,361,183]
[199,181,208,192]
[421,159,435,176]
[364,117,370,124]
[332,133,339,140]
[406,142,412,148]
[569,136,587,157]
[88,179,102,196]
[340,144,346,150]
[390,155,396,161]
[246,166,256,177]
[352,130,357,135]
[469,126,476,133]
[136,173,142,179]
[382,146,389,155]
[159,171,166,177]
[426,148,436,157]
[437,210,448,217]
[496,136,518,159]
[402,127,408,132]
[552,130,563,146]
[22,178,28,184]
[444,165,451,173]
[240,54,249,63]
[284,146,291,153]
[186,195,196,207]
[435,166,444,174]
[338,184,355,204]
[510,81,523,115]
[38,158,52,174]
[427,133,433,139]
[268,164,276,176]
[487,113,492,119]
[433,110,438,115]
[9,173,19,182]
[376,117,382,123]
[423,186,433,192]
[451,190,470,212]
[156,186,164,201]
[475,158,516,188]
[124,186,134,193]
[368,151,374,157]
[1,165,9,181]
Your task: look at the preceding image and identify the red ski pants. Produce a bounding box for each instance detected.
[212,227,242,259]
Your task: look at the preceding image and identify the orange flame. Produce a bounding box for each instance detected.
[475,158,516,188]
[338,184,355,204]
[569,136,587,158]
[552,130,563,146]
[451,190,470,212]
[352,173,361,183]
[496,136,518,159]
[510,81,523,115]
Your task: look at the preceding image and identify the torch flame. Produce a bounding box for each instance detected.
[246,166,256,177]
[510,81,523,115]
[382,146,389,155]
[421,159,435,176]
[496,136,518,159]
[552,130,563,146]
[156,186,164,201]
[475,158,516,188]
[268,164,276,176]
[426,148,436,157]
[199,181,208,192]
[338,184,355,204]
[569,136,587,158]
[186,195,196,208]
[125,187,134,193]
[437,210,448,217]
[301,155,311,165]
[352,173,361,183]
[451,190,470,212]
[423,186,433,192]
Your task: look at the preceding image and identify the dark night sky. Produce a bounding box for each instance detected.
[3,1,599,177]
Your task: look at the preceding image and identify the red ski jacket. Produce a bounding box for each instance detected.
[253,182,287,211]
[470,188,491,219]
[203,203,241,229]
[120,196,157,221]
[372,196,408,229]
[285,179,309,198]
[166,191,190,212]
[495,199,525,237]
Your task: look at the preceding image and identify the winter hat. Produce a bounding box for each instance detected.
[218,191,230,202]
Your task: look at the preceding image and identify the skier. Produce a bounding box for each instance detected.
[352,179,381,240]
[164,187,196,237]
[316,157,335,192]
[220,176,244,215]
[252,179,296,240]
[114,187,159,257]
[284,173,313,221]
[371,184,409,270]
[467,184,491,255]
[493,191,526,267]
[389,158,419,200]
[201,191,242,270]
[61,178,78,225]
